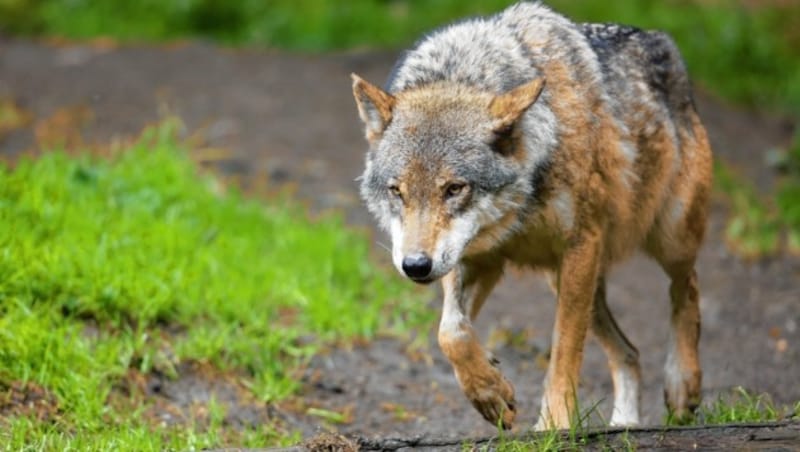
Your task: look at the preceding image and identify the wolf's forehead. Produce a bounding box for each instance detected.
[372,140,452,178]
[397,95,489,125]
[377,129,481,177]
[386,105,489,153]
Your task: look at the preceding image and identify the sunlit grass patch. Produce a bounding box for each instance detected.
[0,120,431,448]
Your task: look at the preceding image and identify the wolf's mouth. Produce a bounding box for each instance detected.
[409,276,436,285]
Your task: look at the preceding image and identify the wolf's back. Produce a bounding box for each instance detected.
[581,22,696,124]
[386,2,593,94]
[386,1,695,122]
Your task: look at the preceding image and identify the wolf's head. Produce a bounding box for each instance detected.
[352,74,545,283]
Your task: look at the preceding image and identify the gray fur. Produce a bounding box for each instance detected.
[356,0,698,270]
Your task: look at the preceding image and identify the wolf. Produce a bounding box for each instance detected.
[351,1,712,430]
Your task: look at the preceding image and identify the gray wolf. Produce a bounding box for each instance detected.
[351,1,712,430]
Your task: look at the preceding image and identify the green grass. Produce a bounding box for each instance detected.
[715,133,800,258]
[714,162,781,258]
[0,120,430,449]
[1,1,798,114]
[697,387,783,425]
[776,133,800,251]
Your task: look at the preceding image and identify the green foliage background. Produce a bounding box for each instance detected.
[1,0,799,113]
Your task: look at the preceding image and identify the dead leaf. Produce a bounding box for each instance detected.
[34,105,93,150]
[0,99,33,137]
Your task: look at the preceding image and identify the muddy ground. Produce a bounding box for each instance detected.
[1,38,798,446]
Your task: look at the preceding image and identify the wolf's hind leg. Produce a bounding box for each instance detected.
[647,195,707,421]
[647,117,710,422]
[660,263,702,421]
[647,215,704,421]
[438,266,516,428]
[591,277,641,426]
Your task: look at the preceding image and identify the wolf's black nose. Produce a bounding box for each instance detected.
[402,253,433,279]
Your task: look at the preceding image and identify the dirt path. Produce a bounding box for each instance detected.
[1,38,798,442]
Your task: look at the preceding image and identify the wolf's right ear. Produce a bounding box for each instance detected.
[489,77,545,129]
[352,73,396,142]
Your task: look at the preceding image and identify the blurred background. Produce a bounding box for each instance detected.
[1,0,799,110]
[1,1,799,449]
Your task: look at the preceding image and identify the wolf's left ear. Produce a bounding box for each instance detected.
[352,73,396,141]
[489,77,545,130]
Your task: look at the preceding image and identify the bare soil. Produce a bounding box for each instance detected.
[1,38,798,447]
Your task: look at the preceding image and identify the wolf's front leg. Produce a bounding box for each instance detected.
[535,230,602,430]
[437,267,516,428]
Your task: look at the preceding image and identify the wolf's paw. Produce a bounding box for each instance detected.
[460,366,517,429]
[533,395,570,431]
[664,387,700,424]
[664,369,701,424]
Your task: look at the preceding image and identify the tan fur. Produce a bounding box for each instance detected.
[489,78,546,127]
[352,74,395,142]
[438,270,516,428]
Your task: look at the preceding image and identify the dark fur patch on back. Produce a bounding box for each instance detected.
[580,22,643,78]
[581,22,695,129]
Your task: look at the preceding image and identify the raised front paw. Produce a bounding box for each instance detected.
[455,362,517,429]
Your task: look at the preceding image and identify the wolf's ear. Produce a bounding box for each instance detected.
[352,73,396,141]
[489,77,545,130]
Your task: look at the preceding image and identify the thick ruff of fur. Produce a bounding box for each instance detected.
[352,1,712,430]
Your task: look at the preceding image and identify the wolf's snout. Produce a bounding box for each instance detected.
[402,253,433,280]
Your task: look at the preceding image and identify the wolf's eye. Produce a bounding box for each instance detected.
[445,183,466,198]
[388,185,402,198]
